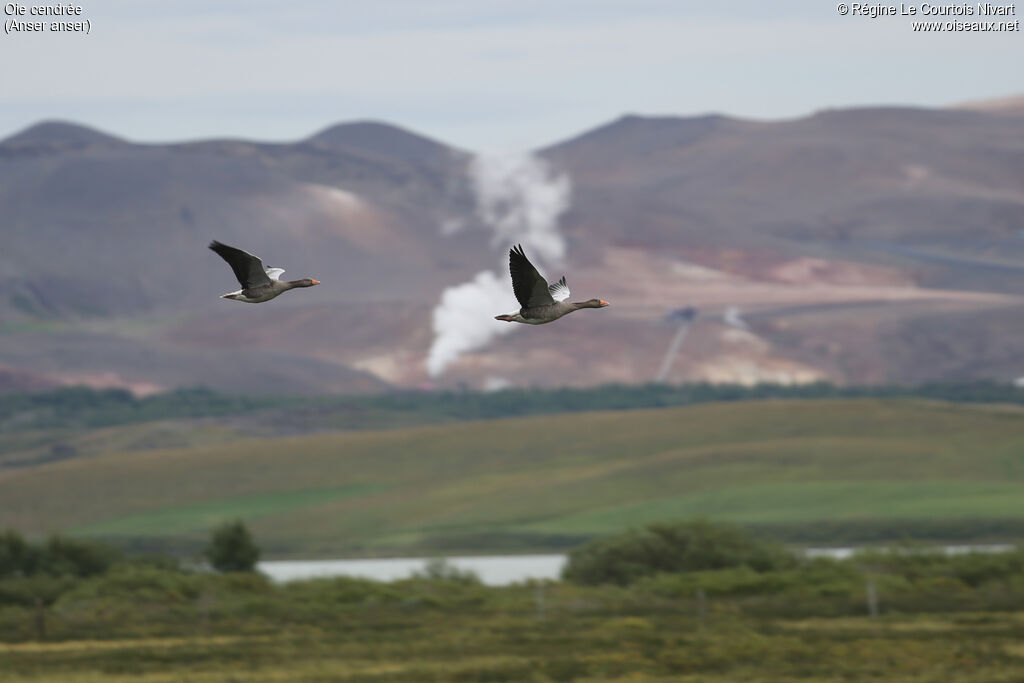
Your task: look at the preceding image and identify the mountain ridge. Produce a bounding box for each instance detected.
[2,102,1023,394]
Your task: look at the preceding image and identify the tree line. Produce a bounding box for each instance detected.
[4,380,1024,432]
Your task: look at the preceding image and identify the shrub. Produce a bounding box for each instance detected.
[205,520,260,573]
[0,575,78,607]
[57,564,203,604]
[0,530,38,578]
[413,557,481,584]
[38,535,120,578]
[563,519,796,586]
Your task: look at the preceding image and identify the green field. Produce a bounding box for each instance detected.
[4,398,1024,555]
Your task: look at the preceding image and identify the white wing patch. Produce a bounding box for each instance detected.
[264,267,286,281]
[548,276,570,302]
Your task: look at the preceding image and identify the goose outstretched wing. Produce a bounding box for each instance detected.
[508,244,555,309]
[209,241,273,289]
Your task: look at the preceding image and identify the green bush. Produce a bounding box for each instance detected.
[413,557,481,584]
[563,519,796,586]
[57,564,203,604]
[0,574,78,607]
[38,535,120,578]
[0,532,122,608]
[204,520,260,573]
[0,531,118,579]
[853,546,1024,588]
[0,530,38,578]
[282,575,403,605]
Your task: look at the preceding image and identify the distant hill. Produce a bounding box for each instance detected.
[4,398,1024,555]
[305,120,465,166]
[543,106,1024,262]
[2,102,1024,393]
[954,93,1024,115]
[0,120,126,149]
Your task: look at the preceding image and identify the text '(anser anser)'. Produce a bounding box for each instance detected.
[209,240,320,303]
[495,244,608,324]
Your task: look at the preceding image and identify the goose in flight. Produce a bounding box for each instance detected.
[209,240,320,303]
[495,244,608,324]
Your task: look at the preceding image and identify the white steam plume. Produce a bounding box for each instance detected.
[427,270,517,378]
[469,153,570,264]
[426,153,571,378]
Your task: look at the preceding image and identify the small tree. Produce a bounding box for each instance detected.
[205,520,260,573]
[414,557,480,585]
[0,529,37,578]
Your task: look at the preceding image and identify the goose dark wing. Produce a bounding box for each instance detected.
[209,241,272,289]
[508,244,555,309]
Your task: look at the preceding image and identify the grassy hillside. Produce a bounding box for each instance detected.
[3,398,1024,555]
[4,381,1024,472]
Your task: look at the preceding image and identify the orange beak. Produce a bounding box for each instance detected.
[311,280,321,285]
[600,300,610,307]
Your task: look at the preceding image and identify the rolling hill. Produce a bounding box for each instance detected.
[3,398,1024,556]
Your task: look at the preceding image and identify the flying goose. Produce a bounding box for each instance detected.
[209,240,319,303]
[495,244,608,324]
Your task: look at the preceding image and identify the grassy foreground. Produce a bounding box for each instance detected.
[3,612,1022,682]
[4,554,1024,682]
[3,398,1024,554]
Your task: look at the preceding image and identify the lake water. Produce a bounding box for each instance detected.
[804,543,1013,560]
[258,544,1015,586]
[259,554,566,586]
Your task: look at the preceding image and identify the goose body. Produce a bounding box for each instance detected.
[209,241,319,303]
[495,244,608,324]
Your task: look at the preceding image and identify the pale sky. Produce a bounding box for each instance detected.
[1,0,1021,151]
